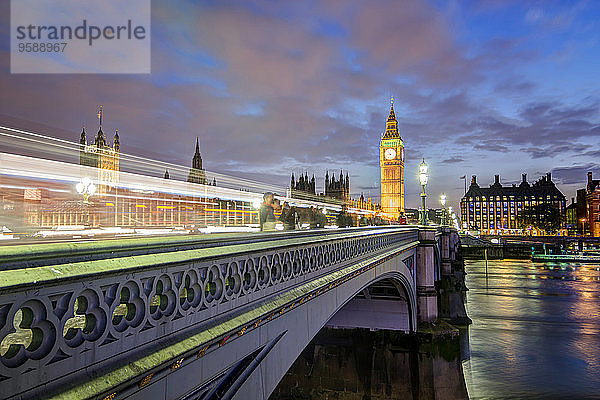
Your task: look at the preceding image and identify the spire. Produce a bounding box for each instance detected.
[291,172,295,190]
[95,106,105,147]
[80,125,86,145]
[113,129,120,151]
[387,96,396,122]
[383,97,400,139]
[192,137,202,170]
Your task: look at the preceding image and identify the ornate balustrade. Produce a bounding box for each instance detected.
[0,227,418,399]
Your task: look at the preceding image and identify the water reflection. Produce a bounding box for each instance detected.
[270,328,468,400]
[464,259,600,399]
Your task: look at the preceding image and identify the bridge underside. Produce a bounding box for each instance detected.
[123,249,416,400]
[326,278,412,332]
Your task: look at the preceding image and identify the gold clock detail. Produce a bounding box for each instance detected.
[384,148,396,160]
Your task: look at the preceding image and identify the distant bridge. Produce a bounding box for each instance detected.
[0,226,459,400]
[481,234,600,245]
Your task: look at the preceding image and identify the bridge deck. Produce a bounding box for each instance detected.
[0,226,396,270]
[0,227,419,400]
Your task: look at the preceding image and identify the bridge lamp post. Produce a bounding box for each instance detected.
[419,159,429,225]
[76,177,96,226]
[76,177,97,203]
[440,193,447,226]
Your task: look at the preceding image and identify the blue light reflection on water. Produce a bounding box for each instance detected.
[463,259,600,399]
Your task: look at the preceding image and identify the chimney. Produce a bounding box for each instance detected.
[546,172,551,181]
[494,175,500,184]
[589,172,593,183]
[471,175,477,184]
[522,173,527,183]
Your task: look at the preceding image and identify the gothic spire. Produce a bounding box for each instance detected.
[387,96,396,122]
[80,125,86,145]
[114,129,120,151]
[383,97,400,139]
[192,137,202,170]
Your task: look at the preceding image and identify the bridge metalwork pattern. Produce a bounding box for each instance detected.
[0,228,419,400]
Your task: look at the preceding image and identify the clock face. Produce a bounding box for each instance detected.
[384,148,396,160]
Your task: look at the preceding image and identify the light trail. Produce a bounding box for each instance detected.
[0,126,385,242]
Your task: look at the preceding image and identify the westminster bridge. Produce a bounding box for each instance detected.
[0,226,463,400]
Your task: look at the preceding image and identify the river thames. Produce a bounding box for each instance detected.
[463,259,600,399]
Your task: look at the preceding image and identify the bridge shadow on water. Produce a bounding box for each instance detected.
[270,327,469,400]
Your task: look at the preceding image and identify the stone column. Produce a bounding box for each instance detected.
[416,227,438,323]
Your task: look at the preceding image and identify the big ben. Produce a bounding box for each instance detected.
[380,97,405,220]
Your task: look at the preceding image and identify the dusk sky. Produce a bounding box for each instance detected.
[1,0,599,210]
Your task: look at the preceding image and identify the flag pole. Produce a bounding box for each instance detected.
[98,105,103,128]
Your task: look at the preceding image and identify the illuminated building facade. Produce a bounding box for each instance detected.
[566,198,578,235]
[585,172,600,237]
[79,107,120,193]
[379,98,405,220]
[460,173,566,235]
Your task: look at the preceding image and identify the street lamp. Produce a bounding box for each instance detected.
[440,193,447,226]
[76,177,96,203]
[451,212,459,229]
[76,177,96,226]
[419,158,429,225]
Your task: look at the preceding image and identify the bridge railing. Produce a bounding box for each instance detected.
[0,227,418,399]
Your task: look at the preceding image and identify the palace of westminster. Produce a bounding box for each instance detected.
[71,102,400,229]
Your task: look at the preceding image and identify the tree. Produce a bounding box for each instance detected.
[517,203,562,234]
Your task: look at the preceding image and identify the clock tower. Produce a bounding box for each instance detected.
[380,97,405,220]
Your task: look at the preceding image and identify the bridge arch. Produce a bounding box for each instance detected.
[326,269,417,333]
[221,250,418,400]
[152,249,420,400]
